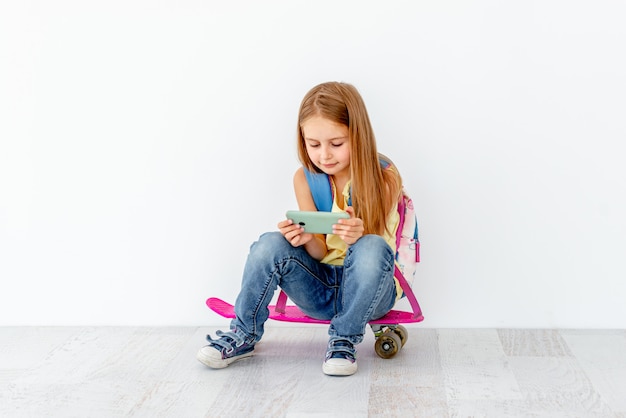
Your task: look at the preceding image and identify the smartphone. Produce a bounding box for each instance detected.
[285,210,350,234]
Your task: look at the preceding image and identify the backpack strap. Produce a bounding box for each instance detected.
[303,169,334,212]
[304,156,391,211]
[275,289,289,314]
[395,266,423,320]
[393,194,422,318]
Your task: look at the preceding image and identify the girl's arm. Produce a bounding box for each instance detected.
[276,168,328,260]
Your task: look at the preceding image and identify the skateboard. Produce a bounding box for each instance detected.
[206,294,424,359]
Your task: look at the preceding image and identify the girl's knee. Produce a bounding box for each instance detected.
[350,235,393,260]
[249,232,291,259]
[345,235,394,274]
[257,231,287,246]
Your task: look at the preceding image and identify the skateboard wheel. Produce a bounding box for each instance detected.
[374,331,402,359]
[394,325,408,347]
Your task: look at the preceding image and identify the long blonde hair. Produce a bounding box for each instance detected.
[297,81,402,236]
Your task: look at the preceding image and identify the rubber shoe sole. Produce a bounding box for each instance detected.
[322,357,358,376]
[196,345,254,369]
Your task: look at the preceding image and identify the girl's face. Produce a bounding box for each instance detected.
[301,116,351,180]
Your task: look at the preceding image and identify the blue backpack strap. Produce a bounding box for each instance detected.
[303,168,333,212]
[379,157,390,169]
[304,156,391,212]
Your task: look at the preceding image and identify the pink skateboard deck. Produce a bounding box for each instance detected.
[206,297,424,325]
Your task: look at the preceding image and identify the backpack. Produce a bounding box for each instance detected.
[303,158,421,317]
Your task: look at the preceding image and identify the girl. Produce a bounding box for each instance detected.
[197,81,404,376]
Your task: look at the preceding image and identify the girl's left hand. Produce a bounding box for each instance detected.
[332,206,364,245]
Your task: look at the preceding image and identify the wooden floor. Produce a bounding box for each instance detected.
[1,326,625,417]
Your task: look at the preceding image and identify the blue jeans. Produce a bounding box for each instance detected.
[230,232,397,346]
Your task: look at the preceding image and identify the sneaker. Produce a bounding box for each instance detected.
[322,339,357,376]
[196,330,255,369]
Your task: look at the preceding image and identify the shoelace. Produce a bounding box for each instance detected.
[206,330,246,355]
[326,339,356,361]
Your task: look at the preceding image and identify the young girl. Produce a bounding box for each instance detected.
[197,81,404,376]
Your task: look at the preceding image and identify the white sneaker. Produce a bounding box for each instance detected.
[196,330,254,369]
[322,339,357,376]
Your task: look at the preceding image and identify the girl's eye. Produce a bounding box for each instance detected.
[308,143,320,148]
[332,142,344,148]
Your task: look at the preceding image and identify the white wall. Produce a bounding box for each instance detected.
[1,0,625,327]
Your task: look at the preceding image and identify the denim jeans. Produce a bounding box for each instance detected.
[230,232,397,346]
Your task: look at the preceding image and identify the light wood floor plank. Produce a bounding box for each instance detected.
[1,327,191,417]
[126,327,228,418]
[508,356,616,416]
[0,327,81,369]
[207,326,322,418]
[561,330,626,415]
[438,329,522,403]
[497,329,573,357]
[368,328,448,417]
[285,326,370,418]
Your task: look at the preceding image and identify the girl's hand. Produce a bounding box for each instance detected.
[332,206,364,245]
[278,219,314,247]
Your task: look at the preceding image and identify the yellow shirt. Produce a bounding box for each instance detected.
[320,179,402,299]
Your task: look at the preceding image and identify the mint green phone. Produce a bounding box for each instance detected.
[286,210,350,234]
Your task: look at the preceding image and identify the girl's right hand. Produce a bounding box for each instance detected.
[278,219,314,247]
